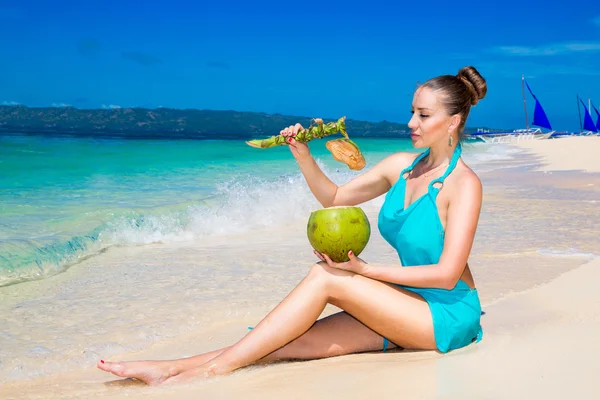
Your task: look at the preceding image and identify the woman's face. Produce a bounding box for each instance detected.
[407,87,457,148]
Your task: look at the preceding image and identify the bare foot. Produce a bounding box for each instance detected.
[161,365,218,385]
[97,360,176,386]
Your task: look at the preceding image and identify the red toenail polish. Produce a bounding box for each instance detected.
[100,360,105,364]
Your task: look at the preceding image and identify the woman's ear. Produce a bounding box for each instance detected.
[448,114,461,133]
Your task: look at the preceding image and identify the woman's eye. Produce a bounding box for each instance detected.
[420,114,429,118]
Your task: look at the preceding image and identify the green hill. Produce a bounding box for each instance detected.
[0,105,496,139]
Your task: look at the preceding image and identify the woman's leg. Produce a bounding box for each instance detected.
[99,262,435,385]
[97,311,400,384]
[195,262,435,376]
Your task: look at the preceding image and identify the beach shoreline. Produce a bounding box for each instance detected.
[511,136,600,173]
[1,136,599,399]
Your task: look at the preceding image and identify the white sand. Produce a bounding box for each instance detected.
[2,257,598,400]
[514,136,600,173]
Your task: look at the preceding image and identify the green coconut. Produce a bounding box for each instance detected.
[307,206,371,263]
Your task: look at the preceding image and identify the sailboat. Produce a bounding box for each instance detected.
[581,98,599,135]
[593,101,600,134]
[549,96,600,138]
[470,75,554,143]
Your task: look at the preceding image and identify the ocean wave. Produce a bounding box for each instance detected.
[462,142,522,165]
[0,162,366,287]
[1,141,523,287]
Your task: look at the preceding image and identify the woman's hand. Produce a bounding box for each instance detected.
[313,250,368,275]
[281,123,311,161]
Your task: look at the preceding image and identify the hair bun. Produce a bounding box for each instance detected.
[457,66,487,105]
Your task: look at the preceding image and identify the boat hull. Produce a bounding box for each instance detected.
[473,129,553,144]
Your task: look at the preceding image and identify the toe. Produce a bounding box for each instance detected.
[97,360,109,371]
[98,361,126,376]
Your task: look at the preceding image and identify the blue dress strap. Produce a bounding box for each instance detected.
[429,144,462,196]
[401,149,430,178]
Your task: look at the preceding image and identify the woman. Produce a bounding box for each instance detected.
[98,66,487,386]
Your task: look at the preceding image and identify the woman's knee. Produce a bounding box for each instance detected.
[308,262,356,282]
[308,261,327,274]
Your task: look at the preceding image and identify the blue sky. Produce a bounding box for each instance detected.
[1,0,599,131]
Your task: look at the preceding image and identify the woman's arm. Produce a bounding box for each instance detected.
[323,171,483,290]
[283,123,415,208]
[297,153,410,208]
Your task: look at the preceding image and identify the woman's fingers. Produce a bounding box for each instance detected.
[281,123,303,138]
[321,253,335,267]
[293,123,302,136]
[313,250,326,262]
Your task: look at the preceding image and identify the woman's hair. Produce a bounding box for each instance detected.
[421,66,487,138]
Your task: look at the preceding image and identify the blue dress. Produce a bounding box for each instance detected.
[377,144,483,353]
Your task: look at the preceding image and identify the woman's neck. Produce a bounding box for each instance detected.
[423,142,457,170]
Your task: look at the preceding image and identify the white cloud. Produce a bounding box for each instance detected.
[101,104,121,109]
[491,42,600,56]
[2,101,20,106]
[52,102,71,107]
[476,60,600,77]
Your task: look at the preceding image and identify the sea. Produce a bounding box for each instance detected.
[0,134,517,287]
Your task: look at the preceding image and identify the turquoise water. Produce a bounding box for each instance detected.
[0,134,420,286]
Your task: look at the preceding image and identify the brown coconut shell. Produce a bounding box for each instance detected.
[325,139,366,170]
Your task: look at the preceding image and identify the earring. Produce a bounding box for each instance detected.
[448,135,453,147]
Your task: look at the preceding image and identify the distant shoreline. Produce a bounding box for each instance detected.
[0,105,501,140]
[0,131,416,141]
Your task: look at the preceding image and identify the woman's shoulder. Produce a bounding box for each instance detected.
[447,161,483,200]
[379,151,421,169]
[375,151,421,181]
